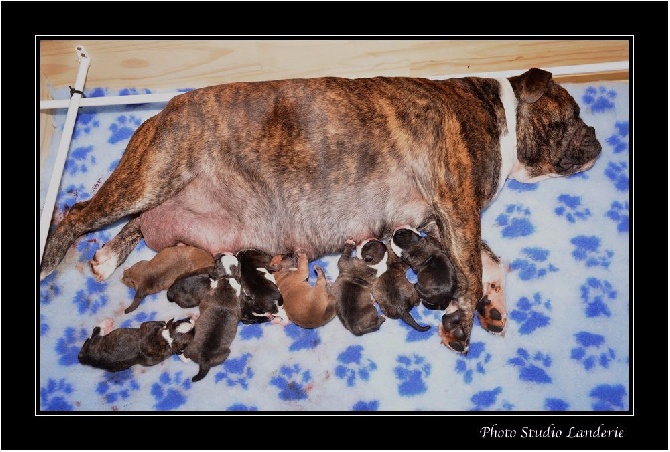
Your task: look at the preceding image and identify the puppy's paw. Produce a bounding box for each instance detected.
[345,239,356,246]
[98,318,115,335]
[476,281,507,335]
[438,304,470,354]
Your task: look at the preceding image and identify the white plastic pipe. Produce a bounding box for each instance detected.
[38,61,629,110]
[40,46,91,263]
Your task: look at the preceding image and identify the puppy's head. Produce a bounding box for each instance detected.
[213,253,241,279]
[166,317,196,354]
[391,228,421,257]
[358,239,387,265]
[270,253,297,272]
[121,261,148,289]
[509,68,602,182]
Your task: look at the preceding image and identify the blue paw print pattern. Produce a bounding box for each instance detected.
[41,378,75,411]
[570,332,616,370]
[554,194,591,223]
[151,371,191,411]
[470,386,514,411]
[55,183,91,213]
[72,111,101,139]
[238,323,264,340]
[509,292,551,335]
[215,353,254,389]
[455,342,491,384]
[580,278,617,318]
[496,204,534,238]
[41,314,49,336]
[606,201,629,233]
[571,236,614,269]
[118,311,159,328]
[509,247,558,280]
[604,161,629,192]
[506,180,538,192]
[284,323,322,351]
[335,345,378,387]
[394,354,431,396]
[73,277,110,314]
[270,364,312,401]
[544,398,570,411]
[64,145,97,176]
[508,348,552,384]
[606,121,628,154]
[40,272,62,305]
[76,230,112,263]
[56,327,91,366]
[96,369,140,406]
[108,115,144,144]
[589,384,627,411]
[227,403,258,411]
[582,86,616,113]
[352,400,380,411]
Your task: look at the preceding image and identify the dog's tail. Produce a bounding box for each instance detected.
[401,311,431,332]
[191,364,211,383]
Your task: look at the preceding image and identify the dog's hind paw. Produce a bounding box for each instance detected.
[476,282,507,335]
[90,246,119,281]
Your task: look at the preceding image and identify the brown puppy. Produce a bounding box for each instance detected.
[183,252,243,382]
[235,249,283,324]
[78,317,195,372]
[269,251,335,329]
[331,240,386,336]
[41,69,602,354]
[121,245,214,313]
[371,240,430,333]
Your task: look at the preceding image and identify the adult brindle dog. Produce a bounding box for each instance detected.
[40,68,601,354]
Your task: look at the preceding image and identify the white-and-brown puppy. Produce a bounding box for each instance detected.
[41,68,602,354]
[331,239,386,336]
[371,240,430,333]
[183,253,243,382]
[78,317,195,372]
[269,250,335,329]
[121,245,214,314]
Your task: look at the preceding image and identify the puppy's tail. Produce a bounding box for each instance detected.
[191,365,210,383]
[401,311,431,332]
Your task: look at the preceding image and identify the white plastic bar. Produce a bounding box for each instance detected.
[38,61,629,110]
[40,46,91,263]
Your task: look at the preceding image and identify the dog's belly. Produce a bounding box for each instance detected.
[140,173,432,257]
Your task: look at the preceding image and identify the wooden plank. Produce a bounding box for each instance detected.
[39,70,55,176]
[40,39,629,92]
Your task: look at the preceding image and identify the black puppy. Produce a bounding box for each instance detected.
[235,249,283,324]
[330,239,386,336]
[183,252,244,382]
[390,227,457,311]
[78,317,195,372]
[371,240,431,332]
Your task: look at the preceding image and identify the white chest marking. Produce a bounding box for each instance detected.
[368,253,388,278]
[390,240,404,259]
[229,278,242,297]
[495,77,518,199]
[210,278,218,289]
[257,267,276,284]
[161,329,173,346]
[175,321,194,334]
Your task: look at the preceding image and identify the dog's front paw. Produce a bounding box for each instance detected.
[90,246,118,281]
[476,281,507,335]
[438,303,470,354]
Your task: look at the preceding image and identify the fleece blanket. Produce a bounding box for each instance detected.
[38,80,629,413]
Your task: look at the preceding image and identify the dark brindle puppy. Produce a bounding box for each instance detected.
[78,317,195,372]
[331,239,386,336]
[182,253,243,382]
[371,240,430,333]
[41,69,601,354]
[235,249,283,324]
[391,227,458,312]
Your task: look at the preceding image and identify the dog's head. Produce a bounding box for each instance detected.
[212,253,241,280]
[390,227,421,258]
[358,239,387,265]
[270,253,298,273]
[509,68,602,182]
[166,317,196,354]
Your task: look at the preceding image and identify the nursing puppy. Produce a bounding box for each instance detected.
[269,250,335,329]
[331,239,386,336]
[41,68,602,354]
[78,317,195,372]
[371,240,430,332]
[183,253,243,382]
[391,227,458,312]
[236,249,283,324]
[121,245,214,313]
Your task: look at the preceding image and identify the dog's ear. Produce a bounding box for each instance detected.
[510,68,552,104]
